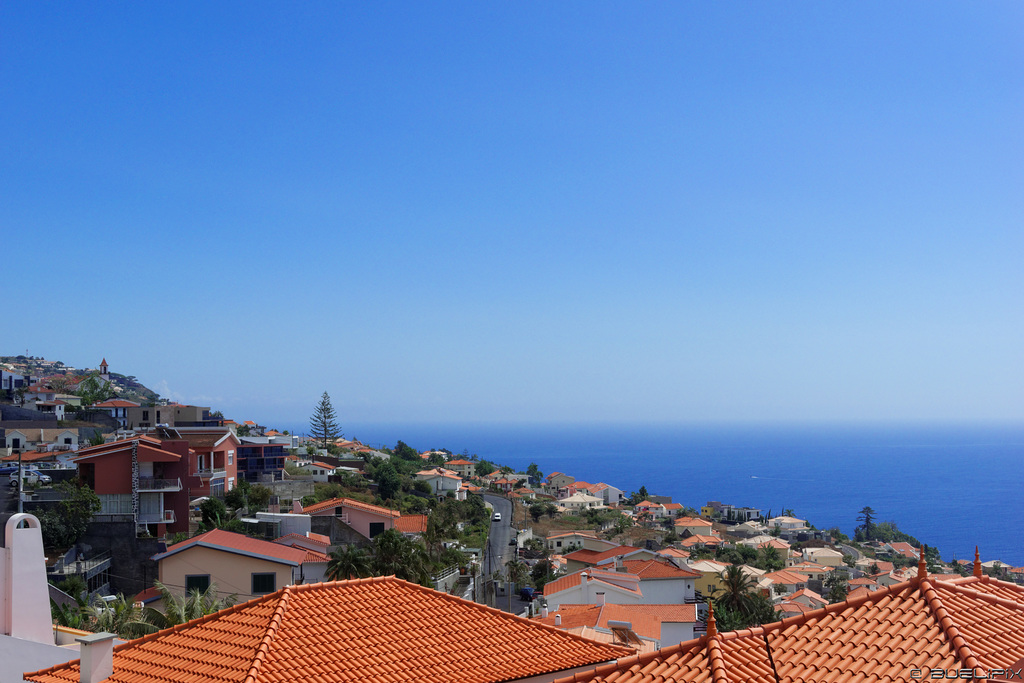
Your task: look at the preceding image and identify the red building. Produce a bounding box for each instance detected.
[74,435,191,537]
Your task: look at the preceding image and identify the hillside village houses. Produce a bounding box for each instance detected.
[4,357,1024,682]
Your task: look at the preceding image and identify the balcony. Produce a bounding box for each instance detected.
[138,509,176,524]
[195,467,226,479]
[138,477,183,492]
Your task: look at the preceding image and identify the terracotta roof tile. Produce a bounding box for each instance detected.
[550,575,1024,683]
[153,529,325,566]
[536,603,698,642]
[395,514,429,534]
[25,577,631,683]
[565,546,640,565]
[302,496,401,518]
[621,559,701,580]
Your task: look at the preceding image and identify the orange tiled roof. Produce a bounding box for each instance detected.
[566,546,640,565]
[536,603,698,642]
[274,532,330,548]
[551,571,1024,683]
[621,559,701,580]
[544,567,645,597]
[302,496,401,518]
[93,399,140,407]
[679,535,721,547]
[25,577,631,683]
[395,514,429,534]
[763,570,810,586]
[153,529,326,566]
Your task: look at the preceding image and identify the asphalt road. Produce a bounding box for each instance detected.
[482,494,516,609]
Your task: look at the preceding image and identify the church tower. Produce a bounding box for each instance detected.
[99,358,109,380]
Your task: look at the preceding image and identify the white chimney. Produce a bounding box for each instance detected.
[541,605,549,618]
[555,613,561,626]
[77,632,116,683]
[1,513,53,643]
[596,591,606,606]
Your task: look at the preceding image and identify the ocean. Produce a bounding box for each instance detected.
[285,421,1024,566]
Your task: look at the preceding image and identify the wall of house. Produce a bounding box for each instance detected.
[310,516,371,547]
[660,621,695,647]
[158,545,295,601]
[79,522,163,597]
[637,578,693,604]
[344,507,395,540]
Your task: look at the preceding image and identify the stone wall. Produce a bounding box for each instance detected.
[78,522,164,597]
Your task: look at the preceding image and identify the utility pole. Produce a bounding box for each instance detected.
[10,447,23,514]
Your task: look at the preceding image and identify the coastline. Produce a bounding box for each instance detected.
[279,420,1024,566]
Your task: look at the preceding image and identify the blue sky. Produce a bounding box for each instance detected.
[2,3,1021,427]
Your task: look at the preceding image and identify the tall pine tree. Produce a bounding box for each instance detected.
[309,391,341,448]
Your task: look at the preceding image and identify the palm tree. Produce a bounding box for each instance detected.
[326,545,372,581]
[505,559,528,588]
[142,581,237,630]
[370,529,431,585]
[85,595,156,639]
[711,565,758,616]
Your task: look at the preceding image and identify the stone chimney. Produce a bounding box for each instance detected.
[77,632,116,683]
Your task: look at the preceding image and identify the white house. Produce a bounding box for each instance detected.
[415,467,465,500]
[297,461,336,482]
[543,568,644,610]
[559,492,605,511]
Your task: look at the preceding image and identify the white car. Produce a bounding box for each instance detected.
[9,470,52,487]
[492,512,502,522]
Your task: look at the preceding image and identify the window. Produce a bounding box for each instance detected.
[369,522,385,538]
[142,410,149,421]
[228,450,234,465]
[251,573,276,594]
[186,575,210,593]
[227,477,234,491]
[64,438,72,445]
[12,438,20,449]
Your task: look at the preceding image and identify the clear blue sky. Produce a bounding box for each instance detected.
[3,3,1021,427]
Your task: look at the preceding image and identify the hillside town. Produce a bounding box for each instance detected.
[2,356,1023,682]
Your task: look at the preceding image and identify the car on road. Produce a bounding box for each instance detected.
[492,512,502,522]
[8,469,52,487]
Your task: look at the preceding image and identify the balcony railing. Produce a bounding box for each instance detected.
[195,467,226,479]
[138,477,182,492]
[138,509,176,524]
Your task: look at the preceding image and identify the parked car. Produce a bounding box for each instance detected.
[8,469,52,487]
[492,512,502,522]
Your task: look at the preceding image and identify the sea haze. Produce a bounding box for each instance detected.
[286,421,1024,566]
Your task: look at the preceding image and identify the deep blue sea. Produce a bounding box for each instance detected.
[284,421,1024,566]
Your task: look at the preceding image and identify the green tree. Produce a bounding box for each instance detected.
[326,545,372,580]
[85,594,156,639]
[370,529,430,584]
[373,460,401,501]
[711,565,757,616]
[526,462,543,483]
[309,391,341,449]
[505,558,529,588]
[825,571,849,603]
[856,506,877,541]
[532,501,548,524]
[393,441,420,461]
[39,480,101,550]
[756,546,785,572]
[74,373,115,407]
[143,581,236,629]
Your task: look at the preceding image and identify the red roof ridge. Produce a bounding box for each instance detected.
[918,577,983,671]
[244,585,292,683]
